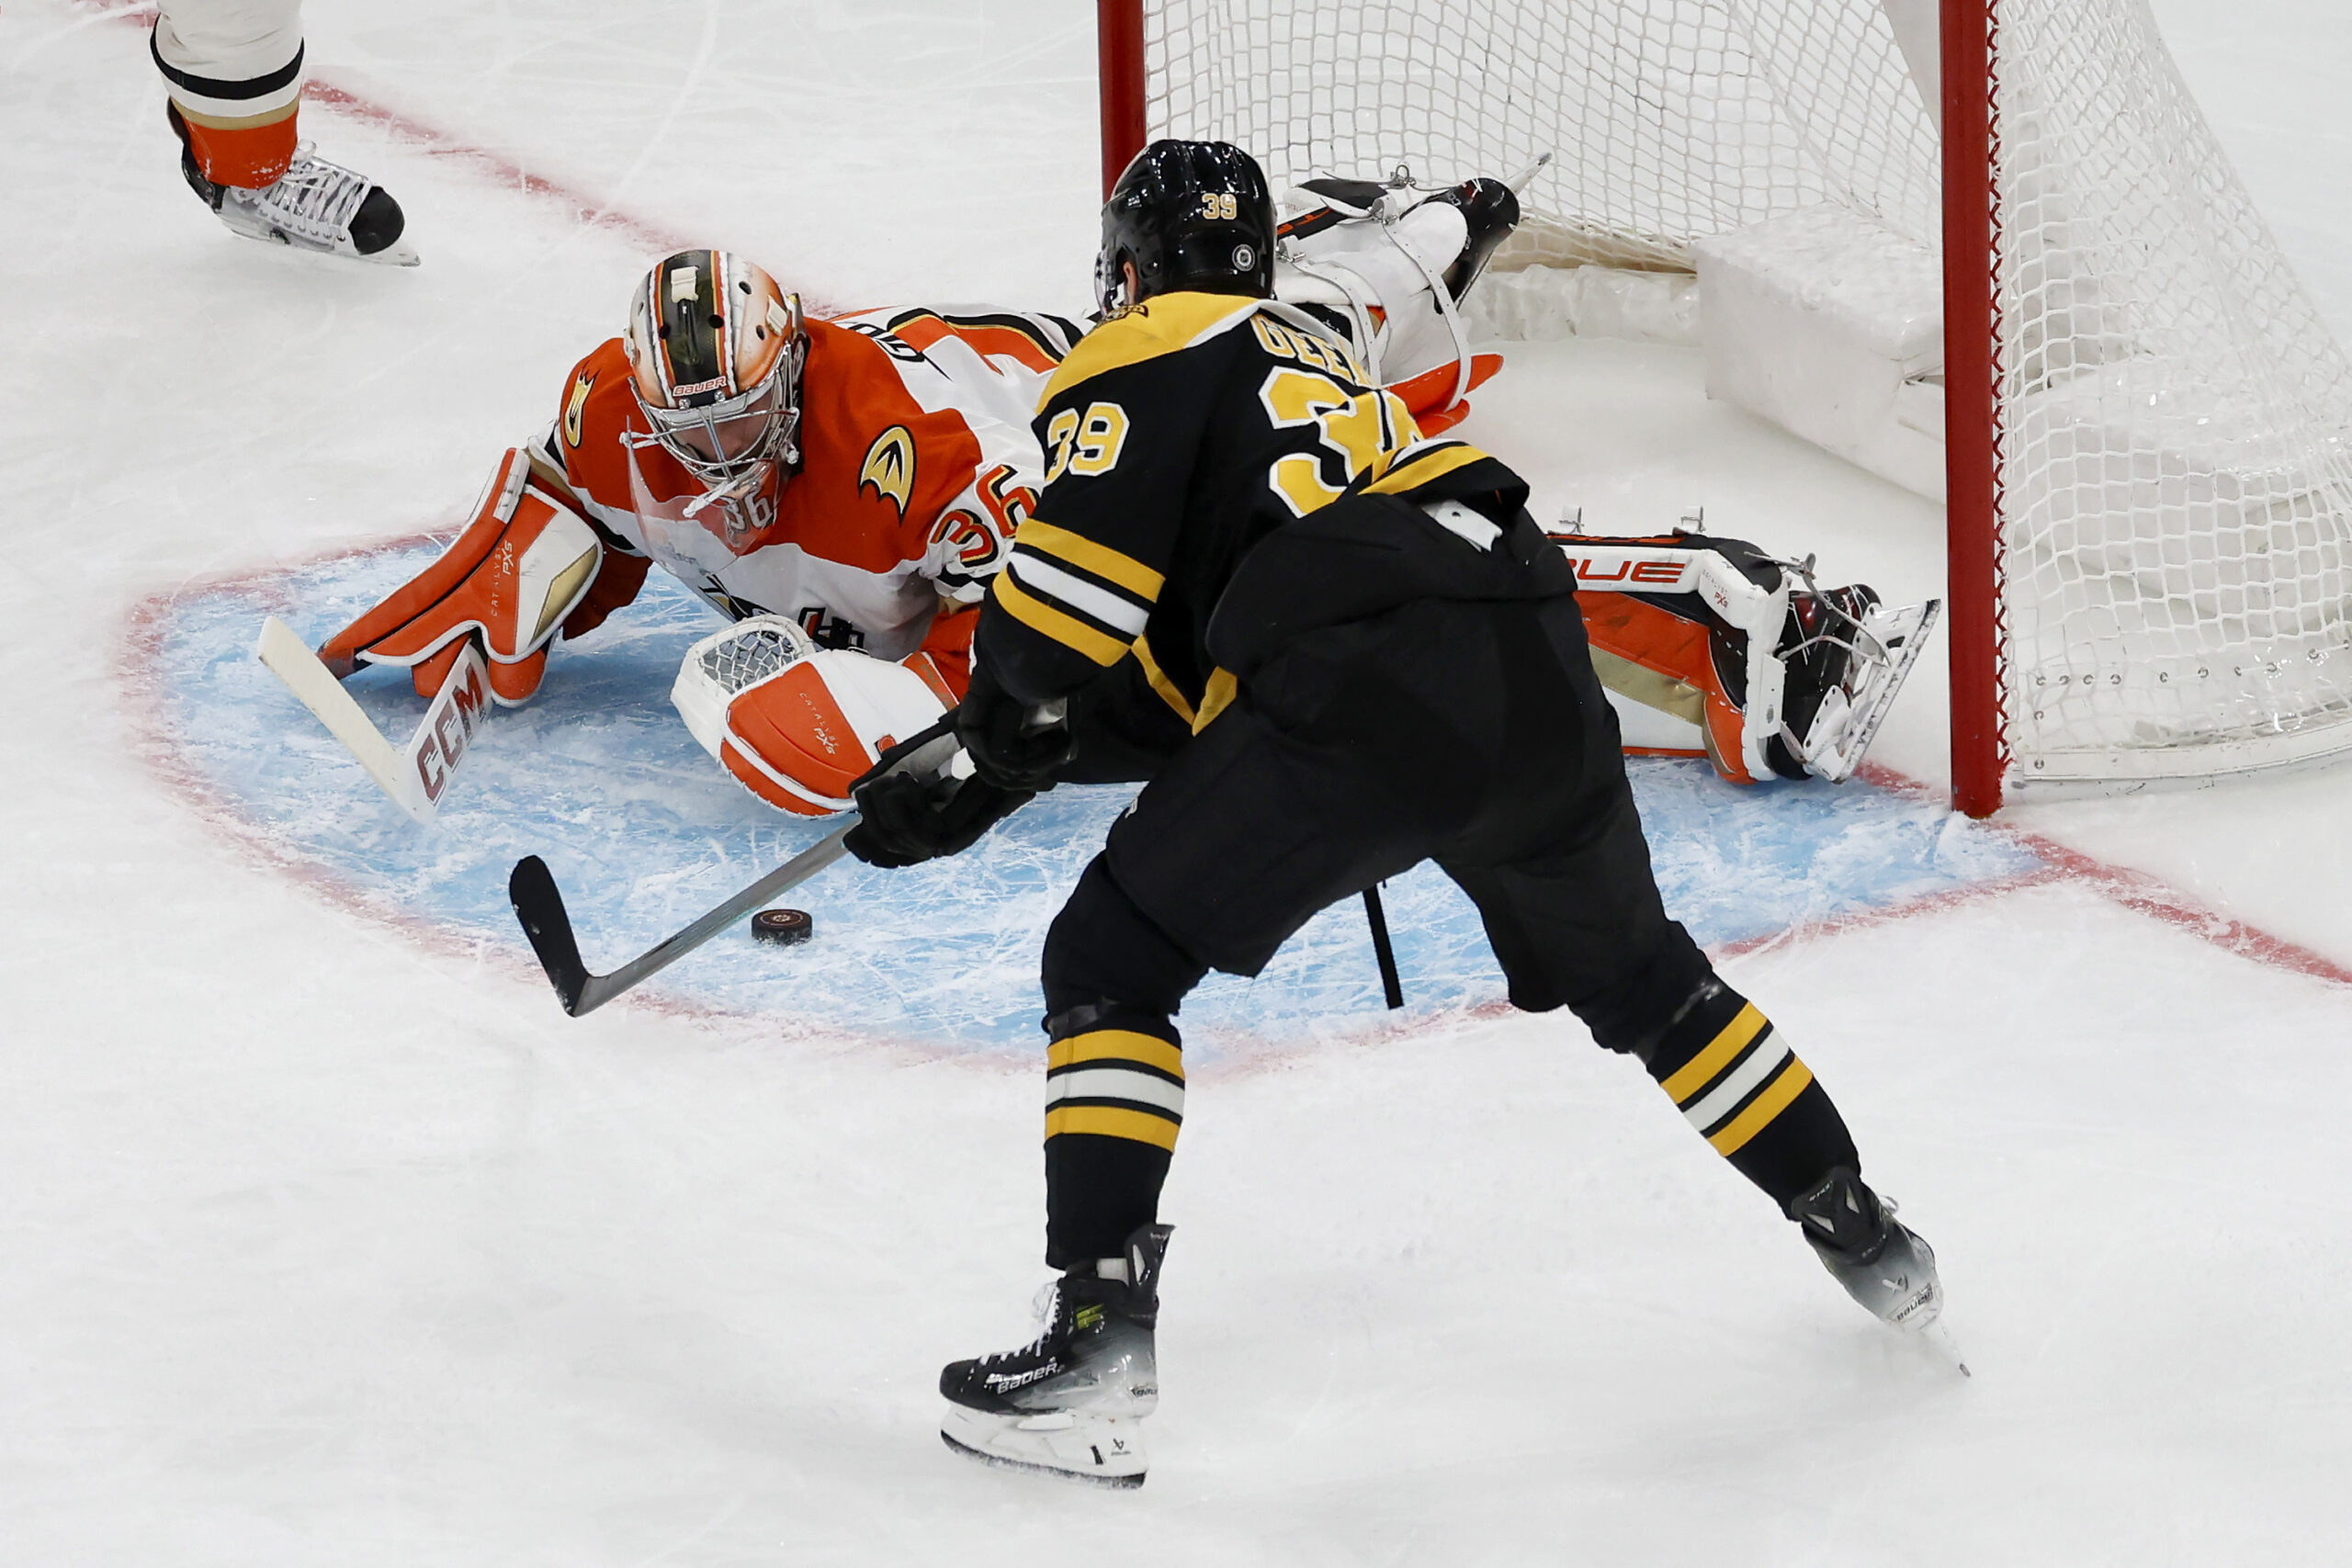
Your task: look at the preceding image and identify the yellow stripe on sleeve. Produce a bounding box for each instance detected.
[1131,634,1196,726]
[1192,668,1238,733]
[1360,443,1493,496]
[1046,1030,1186,1080]
[991,572,1133,667]
[1015,521,1166,603]
[1707,1058,1815,1156]
[1045,1104,1182,1151]
[1660,1004,1770,1104]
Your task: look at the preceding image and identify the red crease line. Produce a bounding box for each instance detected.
[1851,761,2352,988]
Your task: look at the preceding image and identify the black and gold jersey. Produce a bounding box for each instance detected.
[977,290,1528,732]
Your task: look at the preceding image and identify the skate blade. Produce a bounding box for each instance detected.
[1917,1315,1973,1379]
[1804,597,1940,783]
[361,238,422,267]
[940,1404,1148,1488]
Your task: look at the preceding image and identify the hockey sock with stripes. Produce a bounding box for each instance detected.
[1037,857,1209,1269]
[1042,1002,1183,1269]
[1644,979,1859,1209]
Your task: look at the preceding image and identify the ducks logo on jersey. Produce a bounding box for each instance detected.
[860,426,917,516]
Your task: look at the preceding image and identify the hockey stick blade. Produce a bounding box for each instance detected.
[509,827,856,1017]
[508,710,963,1017]
[508,854,593,1013]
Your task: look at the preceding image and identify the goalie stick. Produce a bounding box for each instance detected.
[508,713,964,1017]
[255,616,491,826]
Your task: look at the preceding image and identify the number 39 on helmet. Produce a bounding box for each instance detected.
[1096,140,1277,315]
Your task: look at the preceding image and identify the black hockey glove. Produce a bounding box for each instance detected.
[844,771,1034,869]
[956,659,1077,792]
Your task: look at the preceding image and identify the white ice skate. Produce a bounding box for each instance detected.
[198,142,418,266]
[940,1404,1149,1487]
[1781,590,1940,784]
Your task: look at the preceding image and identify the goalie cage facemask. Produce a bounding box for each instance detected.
[624,249,808,542]
[1097,140,1277,316]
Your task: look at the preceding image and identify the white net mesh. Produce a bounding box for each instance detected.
[1992,0,2352,780]
[1145,0,2352,785]
[695,618,814,697]
[1148,1,1939,265]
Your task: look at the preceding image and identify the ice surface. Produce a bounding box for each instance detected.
[153,543,2038,1053]
[5,0,2351,1562]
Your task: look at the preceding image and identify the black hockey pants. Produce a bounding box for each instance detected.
[1038,589,1771,1265]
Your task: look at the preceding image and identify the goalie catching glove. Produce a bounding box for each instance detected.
[317,446,647,703]
[1560,530,1939,784]
[671,615,963,816]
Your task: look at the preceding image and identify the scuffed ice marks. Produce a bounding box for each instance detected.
[153,544,2041,1054]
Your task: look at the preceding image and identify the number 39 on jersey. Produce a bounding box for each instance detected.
[1044,401,1132,482]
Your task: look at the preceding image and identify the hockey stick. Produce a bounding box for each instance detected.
[1363,885,1404,1010]
[510,826,854,1017]
[507,712,964,1017]
[255,616,491,825]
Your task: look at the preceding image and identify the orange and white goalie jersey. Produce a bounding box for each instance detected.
[532,306,1079,671]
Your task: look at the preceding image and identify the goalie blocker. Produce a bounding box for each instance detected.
[1559,529,1938,786]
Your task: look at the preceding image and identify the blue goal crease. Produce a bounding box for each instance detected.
[150,544,2044,1057]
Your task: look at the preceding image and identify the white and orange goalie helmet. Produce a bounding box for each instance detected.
[623,250,808,538]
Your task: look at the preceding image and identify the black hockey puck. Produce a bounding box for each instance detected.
[751,908,814,946]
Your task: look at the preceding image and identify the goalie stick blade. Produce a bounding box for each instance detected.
[255,615,435,824]
[254,617,494,825]
[509,854,592,1015]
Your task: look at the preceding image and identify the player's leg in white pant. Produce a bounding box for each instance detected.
[153,0,415,264]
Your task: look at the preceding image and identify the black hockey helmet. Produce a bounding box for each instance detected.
[1096,140,1276,315]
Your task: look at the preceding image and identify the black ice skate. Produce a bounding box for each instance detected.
[1789,1166,1944,1331]
[939,1223,1171,1487]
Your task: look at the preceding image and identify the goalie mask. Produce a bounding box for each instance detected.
[1097,140,1276,315]
[623,249,808,550]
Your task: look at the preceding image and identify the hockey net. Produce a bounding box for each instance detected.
[1123,0,2352,802]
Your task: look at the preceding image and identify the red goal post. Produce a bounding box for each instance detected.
[1098,0,2352,816]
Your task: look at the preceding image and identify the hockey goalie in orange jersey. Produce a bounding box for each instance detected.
[315,243,1931,819]
[318,248,1081,814]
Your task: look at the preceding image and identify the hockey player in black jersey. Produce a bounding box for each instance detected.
[848,141,1947,1487]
